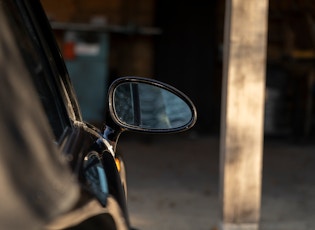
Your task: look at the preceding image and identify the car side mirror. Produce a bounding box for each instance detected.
[108,77,197,133]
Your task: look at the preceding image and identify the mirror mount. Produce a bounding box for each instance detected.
[102,108,125,153]
[102,125,122,153]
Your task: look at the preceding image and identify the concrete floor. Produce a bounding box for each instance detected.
[119,132,315,230]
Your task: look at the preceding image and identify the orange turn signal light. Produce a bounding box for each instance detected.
[115,158,121,172]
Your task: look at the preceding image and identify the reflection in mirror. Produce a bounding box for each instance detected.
[113,82,193,130]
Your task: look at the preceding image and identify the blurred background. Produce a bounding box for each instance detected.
[41,0,315,229]
[41,0,315,140]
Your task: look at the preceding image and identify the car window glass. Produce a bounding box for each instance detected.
[3,0,71,141]
[22,0,82,122]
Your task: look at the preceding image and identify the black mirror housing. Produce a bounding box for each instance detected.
[107,77,197,134]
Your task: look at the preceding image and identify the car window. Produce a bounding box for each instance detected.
[22,0,83,123]
[2,0,72,142]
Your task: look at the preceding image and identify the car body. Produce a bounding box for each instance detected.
[0,0,197,229]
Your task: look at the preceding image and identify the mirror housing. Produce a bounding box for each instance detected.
[102,77,197,151]
[107,77,197,134]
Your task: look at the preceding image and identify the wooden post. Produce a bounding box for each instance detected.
[219,0,269,230]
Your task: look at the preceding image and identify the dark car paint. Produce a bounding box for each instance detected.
[3,0,131,229]
[0,4,80,229]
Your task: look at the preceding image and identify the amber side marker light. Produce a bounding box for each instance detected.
[115,158,121,172]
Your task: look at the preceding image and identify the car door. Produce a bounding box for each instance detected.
[0,1,82,229]
[6,1,131,229]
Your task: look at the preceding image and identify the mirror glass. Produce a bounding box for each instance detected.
[113,82,193,130]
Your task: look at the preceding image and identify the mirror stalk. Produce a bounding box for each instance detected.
[102,125,122,153]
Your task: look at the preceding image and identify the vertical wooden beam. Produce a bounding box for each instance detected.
[219,0,269,230]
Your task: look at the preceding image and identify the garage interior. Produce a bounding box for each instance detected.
[41,0,315,229]
[41,0,315,139]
